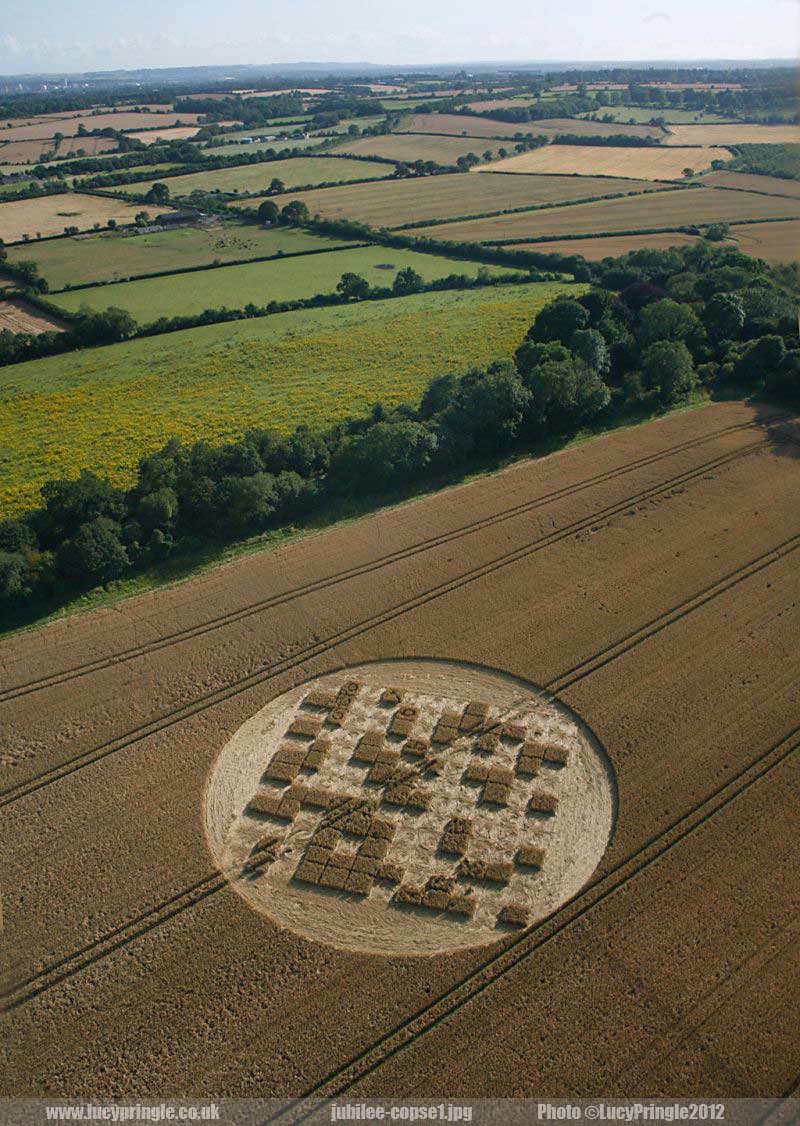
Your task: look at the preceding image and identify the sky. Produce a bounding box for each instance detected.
[1,0,798,76]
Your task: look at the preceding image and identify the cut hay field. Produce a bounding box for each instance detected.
[416,186,800,243]
[508,117,663,140]
[236,171,661,228]
[0,111,203,143]
[0,192,150,244]
[700,170,800,198]
[6,224,354,289]
[113,156,395,198]
[333,133,508,164]
[725,218,800,263]
[124,126,205,144]
[479,144,731,180]
[393,113,544,139]
[0,297,67,334]
[664,124,800,147]
[578,107,738,124]
[505,230,707,259]
[0,135,119,165]
[0,280,572,516]
[395,113,661,141]
[3,401,799,1098]
[48,245,518,321]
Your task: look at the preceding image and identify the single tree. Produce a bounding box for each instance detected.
[337,272,370,300]
[642,340,696,405]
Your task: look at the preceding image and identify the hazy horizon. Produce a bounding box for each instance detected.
[1,0,798,77]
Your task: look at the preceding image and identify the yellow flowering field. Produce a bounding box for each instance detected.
[0,282,576,517]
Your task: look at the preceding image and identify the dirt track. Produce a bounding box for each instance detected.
[2,400,799,1097]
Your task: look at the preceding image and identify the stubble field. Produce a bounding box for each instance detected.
[113,156,395,197]
[236,171,663,228]
[478,144,732,180]
[415,186,800,243]
[0,111,203,142]
[0,135,119,164]
[333,133,509,164]
[2,401,798,1098]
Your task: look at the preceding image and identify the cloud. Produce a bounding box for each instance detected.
[643,11,671,22]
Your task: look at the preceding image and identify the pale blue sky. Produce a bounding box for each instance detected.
[1,0,797,75]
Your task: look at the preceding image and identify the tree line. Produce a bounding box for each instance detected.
[1,242,798,615]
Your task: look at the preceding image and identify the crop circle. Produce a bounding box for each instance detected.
[205,659,616,954]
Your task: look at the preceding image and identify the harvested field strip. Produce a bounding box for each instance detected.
[292,726,800,1105]
[475,145,732,181]
[663,124,800,146]
[6,702,798,1025]
[504,232,706,260]
[701,171,800,199]
[0,414,779,706]
[0,298,67,335]
[415,188,800,244]
[237,172,662,229]
[330,134,509,164]
[111,157,395,198]
[0,434,783,807]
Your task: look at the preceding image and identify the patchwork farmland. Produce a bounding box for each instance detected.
[6,224,355,288]
[0,281,570,515]
[415,185,800,243]
[2,59,799,1111]
[235,171,665,228]
[479,144,732,180]
[47,244,519,321]
[112,156,396,197]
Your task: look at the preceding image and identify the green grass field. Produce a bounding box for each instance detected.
[0,281,575,516]
[48,245,518,320]
[112,156,395,197]
[200,136,329,157]
[0,179,35,196]
[7,224,354,288]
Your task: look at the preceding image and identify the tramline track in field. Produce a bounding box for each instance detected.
[4,532,798,1011]
[0,435,778,809]
[285,726,800,1110]
[0,414,786,707]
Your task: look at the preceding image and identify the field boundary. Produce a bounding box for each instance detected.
[0,433,783,809]
[0,414,780,707]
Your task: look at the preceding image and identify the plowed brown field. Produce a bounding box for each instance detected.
[2,401,799,1098]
